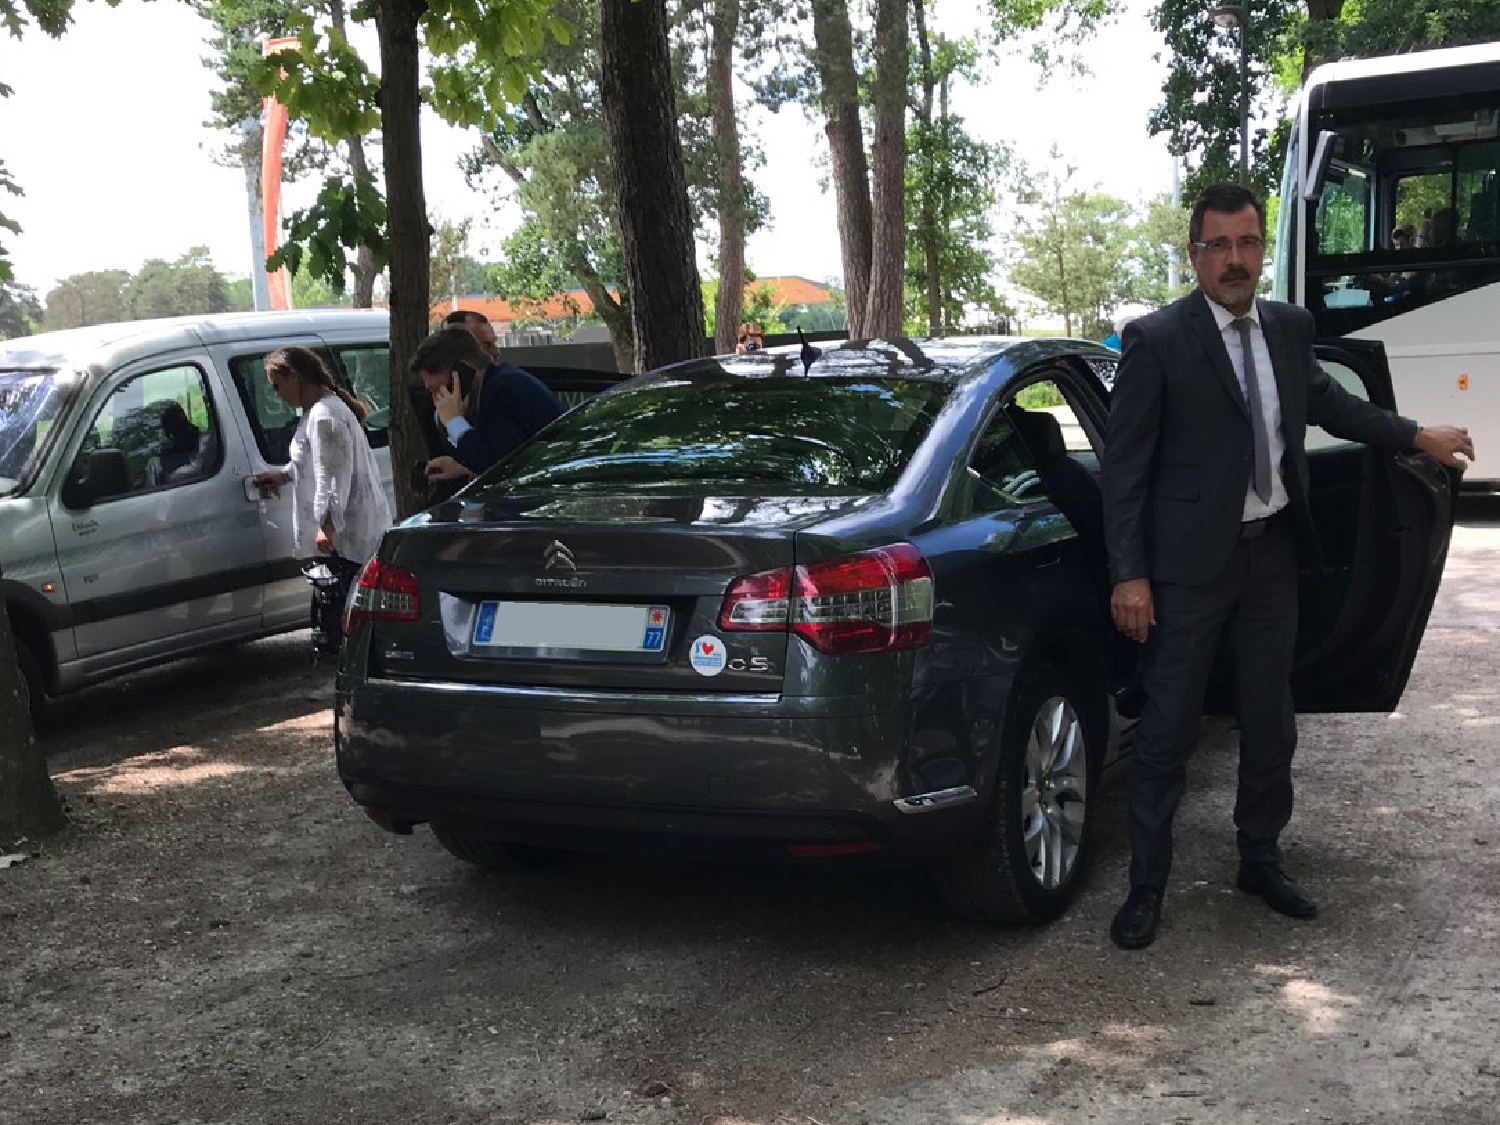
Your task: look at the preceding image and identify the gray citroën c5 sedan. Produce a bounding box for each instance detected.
[334,335,1455,924]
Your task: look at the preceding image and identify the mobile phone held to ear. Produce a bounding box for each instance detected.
[453,362,477,400]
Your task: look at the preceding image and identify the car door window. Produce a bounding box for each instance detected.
[966,411,1046,515]
[328,343,390,449]
[1010,377,1103,471]
[1307,360,1371,452]
[71,364,222,502]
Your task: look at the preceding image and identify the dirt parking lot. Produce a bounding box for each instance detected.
[3,502,1499,1125]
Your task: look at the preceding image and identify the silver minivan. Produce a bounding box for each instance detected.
[0,310,397,715]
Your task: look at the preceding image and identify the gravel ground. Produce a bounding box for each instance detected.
[3,500,1498,1125]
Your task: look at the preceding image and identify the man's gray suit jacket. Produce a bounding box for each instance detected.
[1101,289,1419,588]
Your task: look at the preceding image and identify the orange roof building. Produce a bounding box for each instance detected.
[431,276,837,326]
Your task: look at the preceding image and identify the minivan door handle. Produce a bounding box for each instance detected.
[243,475,268,503]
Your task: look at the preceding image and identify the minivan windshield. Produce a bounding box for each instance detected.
[469,376,952,498]
[0,370,75,497]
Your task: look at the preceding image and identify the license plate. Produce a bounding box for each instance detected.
[472,601,670,653]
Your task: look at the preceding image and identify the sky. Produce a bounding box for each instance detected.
[0,0,1177,298]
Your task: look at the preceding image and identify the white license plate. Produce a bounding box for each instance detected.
[472,601,670,652]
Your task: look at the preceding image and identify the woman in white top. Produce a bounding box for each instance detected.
[252,347,392,660]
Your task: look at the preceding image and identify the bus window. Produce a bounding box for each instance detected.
[1302,94,1500,336]
[1459,142,1499,243]
[1273,128,1299,301]
[1316,163,1372,256]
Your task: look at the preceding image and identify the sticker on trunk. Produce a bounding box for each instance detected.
[689,635,727,677]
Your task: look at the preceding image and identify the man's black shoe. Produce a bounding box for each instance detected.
[1236,863,1318,919]
[1110,887,1163,949]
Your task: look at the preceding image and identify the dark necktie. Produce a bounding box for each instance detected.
[1232,317,1274,504]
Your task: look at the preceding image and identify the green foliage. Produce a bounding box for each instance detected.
[1122,193,1192,309]
[703,272,790,337]
[41,252,239,329]
[1153,0,1500,206]
[1009,155,1136,338]
[0,160,20,284]
[1015,381,1065,409]
[266,170,387,294]
[1335,0,1500,59]
[225,276,256,312]
[485,221,587,312]
[0,280,40,338]
[42,269,131,330]
[247,0,563,300]
[248,21,380,143]
[466,0,763,360]
[289,260,344,307]
[125,247,232,320]
[904,30,1010,334]
[1149,0,1302,201]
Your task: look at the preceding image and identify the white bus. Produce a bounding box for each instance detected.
[1274,42,1500,485]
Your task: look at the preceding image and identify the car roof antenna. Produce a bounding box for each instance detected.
[797,327,822,377]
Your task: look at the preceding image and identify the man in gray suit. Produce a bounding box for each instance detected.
[1102,183,1473,950]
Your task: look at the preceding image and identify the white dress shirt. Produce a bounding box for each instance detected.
[1206,297,1289,521]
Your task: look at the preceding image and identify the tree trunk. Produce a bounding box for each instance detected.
[709,0,745,355]
[330,0,378,309]
[862,0,909,338]
[0,564,66,844]
[913,0,941,336]
[349,150,378,309]
[599,0,708,373]
[373,0,431,517]
[568,247,636,372]
[811,0,872,337]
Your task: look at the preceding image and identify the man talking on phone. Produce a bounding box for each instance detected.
[409,326,563,489]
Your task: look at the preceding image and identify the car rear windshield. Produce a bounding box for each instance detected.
[0,370,74,497]
[468,377,952,496]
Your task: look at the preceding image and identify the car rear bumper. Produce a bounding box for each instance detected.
[335,676,984,863]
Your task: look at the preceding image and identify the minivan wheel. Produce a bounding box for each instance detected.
[431,825,560,871]
[936,663,1098,925]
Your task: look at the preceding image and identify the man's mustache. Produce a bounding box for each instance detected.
[1219,269,1251,282]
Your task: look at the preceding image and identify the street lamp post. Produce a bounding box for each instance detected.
[1211,4,1250,186]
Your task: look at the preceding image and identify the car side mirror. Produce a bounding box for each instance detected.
[63,448,130,508]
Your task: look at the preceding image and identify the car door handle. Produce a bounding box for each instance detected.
[243,475,277,503]
[1032,550,1062,569]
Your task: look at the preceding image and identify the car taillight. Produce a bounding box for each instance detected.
[344,559,420,634]
[718,543,934,655]
[718,567,792,631]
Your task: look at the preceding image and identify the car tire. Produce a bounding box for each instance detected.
[13,635,46,726]
[935,662,1099,925]
[431,825,560,871]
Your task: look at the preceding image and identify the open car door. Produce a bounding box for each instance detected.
[1292,339,1459,712]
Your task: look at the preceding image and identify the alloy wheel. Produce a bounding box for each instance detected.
[1020,695,1088,890]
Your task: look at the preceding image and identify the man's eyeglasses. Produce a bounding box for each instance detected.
[1192,235,1266,257]
[737,333,763,343]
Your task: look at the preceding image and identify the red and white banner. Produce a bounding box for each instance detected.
[261,36,299,311]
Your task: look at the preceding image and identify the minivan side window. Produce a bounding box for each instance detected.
[230,353,302,465]
[231,346,388,464]
[72,364,223,501]
[328,344,390,449]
